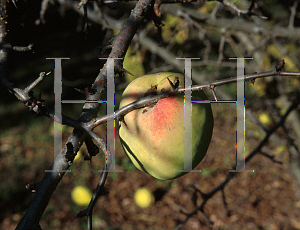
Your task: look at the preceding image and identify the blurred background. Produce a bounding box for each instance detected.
[0,0,300,229]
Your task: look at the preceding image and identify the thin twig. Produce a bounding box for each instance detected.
[89,67,300,129]
[259,151,282,164]
[160,4,299,39]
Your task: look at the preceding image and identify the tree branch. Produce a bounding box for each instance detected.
[91,0,154,92]
[89,67,300,129]
[15,0,155,229]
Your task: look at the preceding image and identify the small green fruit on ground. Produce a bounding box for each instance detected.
[134,187,154,208]
[71,186,92,206]
[119,72,214,180]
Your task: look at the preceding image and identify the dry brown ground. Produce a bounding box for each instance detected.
[1,103,300,230]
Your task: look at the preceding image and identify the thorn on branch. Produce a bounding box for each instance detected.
[25,90,46,116]
[144,84,158,97]
[34,111,42,118]
[121,68,134,76]
[76,209,88,218]
[210,85,218,101]
[75,87,95,96]
[99,44,112,55]
[36,101,47,117]
[106,35,116,46]
[260,151,282,164]
[65,142,75,162]
[167,77,179,92]
[174,77,179,89]
[74,88,86,95]
[275,59,285,72]
[84,154,92,161]
[37,92,46,103]
[27,104,34,112]
[119,116,127,127]
[12,0,17,9]
[249,79,255,85]
[149,84,153,95]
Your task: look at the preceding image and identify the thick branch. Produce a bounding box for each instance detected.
[91,0,154,92]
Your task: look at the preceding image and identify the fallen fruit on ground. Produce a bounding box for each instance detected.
[119,72,214,180]
[71,186,92,206]
[134,187,154,208]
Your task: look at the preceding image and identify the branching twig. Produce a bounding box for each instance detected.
[150,0,267,19]
[89,67,300,129]
[0,71,84,128]
[91,0,153,93]
[160,4,299,39]
[259,151,282,164]
[219,0,267,19]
